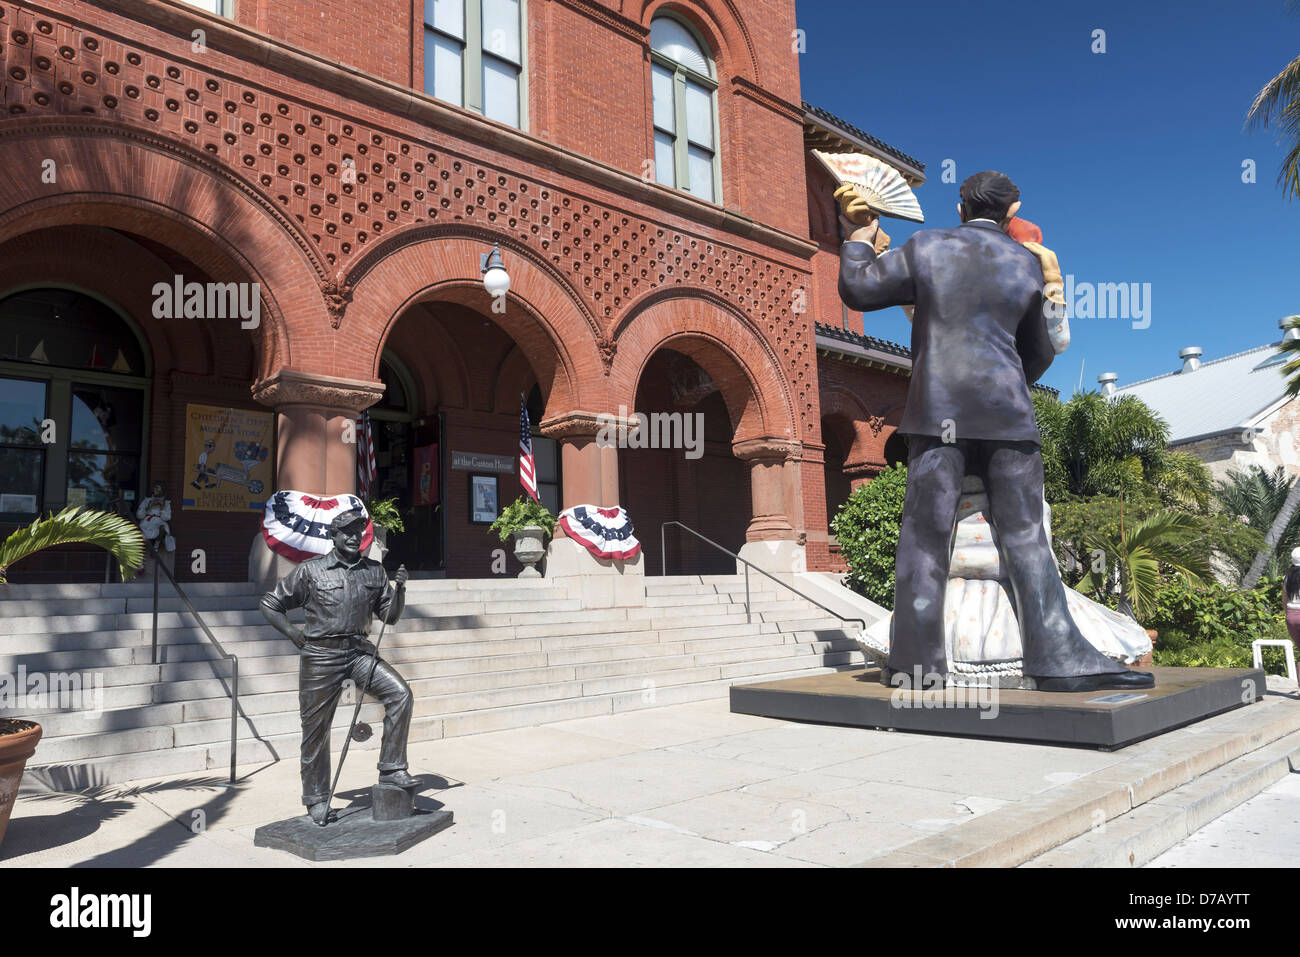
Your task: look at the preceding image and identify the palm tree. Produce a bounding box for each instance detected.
[1075,509,1213,621]
[0,507,145,584]
[1214,465,1300,581]
[1239,315,1300,589]
[1247,0,1300,200]
[1032,390,1212,509]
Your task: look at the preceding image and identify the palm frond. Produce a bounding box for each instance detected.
[0,507,145,584]
[1247,52,1300,200]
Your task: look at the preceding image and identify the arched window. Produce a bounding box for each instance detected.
[650,14,720,203]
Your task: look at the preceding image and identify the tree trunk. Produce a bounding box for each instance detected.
[1242,477,1300,589]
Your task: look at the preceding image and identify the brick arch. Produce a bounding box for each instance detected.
[344,229,600,414]
[0,226,260,384]
[611,293,795,444]
[0,120,327,376]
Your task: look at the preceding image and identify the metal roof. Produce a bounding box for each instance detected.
[813,322,1058,396]
[1111,342,1290,444]
[802,103,926,184]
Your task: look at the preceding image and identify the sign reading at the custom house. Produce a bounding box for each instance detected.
[450,451,515,474]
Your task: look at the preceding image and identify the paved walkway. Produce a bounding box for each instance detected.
[4,692,1295,867]
[1146,773,1300,868]
[3,696,1131,867]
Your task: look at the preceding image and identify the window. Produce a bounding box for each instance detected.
[0,290,149,522]
[650,15,719,203]
[424,0,524,128]
[181,0,226,14]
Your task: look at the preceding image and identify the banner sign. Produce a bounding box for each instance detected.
[182,403,274,512]
[413,443,439,506]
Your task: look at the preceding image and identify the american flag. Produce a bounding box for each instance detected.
[518,395,538,502]
[357,411,376,498]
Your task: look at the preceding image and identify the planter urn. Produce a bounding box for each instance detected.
[0,719,41,850]
[512,526,546,578]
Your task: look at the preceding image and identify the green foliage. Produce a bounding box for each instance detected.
[830,463,907,609]
[363,496,406,534]
[1213,465,1300,582]
[1073,508,1212,620]
[1032,390,1212,510]
[1147,577,1291,673]
[0,507,145,584]
[488,496,558,544]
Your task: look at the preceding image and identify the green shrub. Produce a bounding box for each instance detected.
[1148,577,1292,673]
[830,463,907,609]
[364,496,406,533]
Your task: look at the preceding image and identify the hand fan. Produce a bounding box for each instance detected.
[814,150,925,223]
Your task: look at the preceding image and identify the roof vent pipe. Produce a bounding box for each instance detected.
[1097,372,1118,396]
[1281,316,1300,343]
[1180,347,1203,373]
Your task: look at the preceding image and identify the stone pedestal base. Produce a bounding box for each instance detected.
[544,538,645,609]
[248,532,297,591]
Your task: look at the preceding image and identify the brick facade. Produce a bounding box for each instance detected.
[0,0,917,581]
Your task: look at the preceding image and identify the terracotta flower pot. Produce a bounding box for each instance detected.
[0,719,41,850]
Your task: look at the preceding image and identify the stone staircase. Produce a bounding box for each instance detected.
[1,575,866,789]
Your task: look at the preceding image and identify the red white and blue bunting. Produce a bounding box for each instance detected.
[558,505,642,561]
[262,491,374,563]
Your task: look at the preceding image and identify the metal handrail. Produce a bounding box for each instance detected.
[659,521,867,633]
[149,547,239,785]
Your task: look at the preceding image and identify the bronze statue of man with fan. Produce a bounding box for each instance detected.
[835,168,1154,693]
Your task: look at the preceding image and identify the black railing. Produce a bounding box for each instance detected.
[150,548,239,785]
[659,521,867,633]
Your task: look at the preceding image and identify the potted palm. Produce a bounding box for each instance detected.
[0,506,144,849]
[489,497,558,578]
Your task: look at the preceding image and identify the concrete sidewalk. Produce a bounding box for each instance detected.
[4,684,1299,868]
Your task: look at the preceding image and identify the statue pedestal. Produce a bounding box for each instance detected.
[729,666,1265,750]
[253,795,452,861]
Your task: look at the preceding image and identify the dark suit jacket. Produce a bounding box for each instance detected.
[838,219,1054,443]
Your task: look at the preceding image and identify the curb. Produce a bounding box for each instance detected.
[853,692,1300,868]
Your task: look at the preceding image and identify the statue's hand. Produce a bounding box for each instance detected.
[394,564,408,589]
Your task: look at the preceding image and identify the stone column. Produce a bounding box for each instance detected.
[733,437,803,577]
[251,369,386,496]
[540,411,622,510]
[247,369,385,586]
[538,411,640,603]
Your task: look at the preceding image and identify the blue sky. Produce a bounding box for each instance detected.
[797,0,1300,396]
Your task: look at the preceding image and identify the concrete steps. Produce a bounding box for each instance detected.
[6,574,865,789]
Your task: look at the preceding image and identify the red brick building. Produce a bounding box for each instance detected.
[0,0,922,582]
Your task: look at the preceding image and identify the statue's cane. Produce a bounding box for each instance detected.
[319,574,405,826]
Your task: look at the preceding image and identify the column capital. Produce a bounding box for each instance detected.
[251,369,385,414]
[539,410,618,440]
[731,437,803,463]
[843,458,887,480]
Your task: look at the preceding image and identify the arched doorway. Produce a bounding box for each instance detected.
[378,297,562,577]
[821,414,854,526]
[625,347,753,575]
